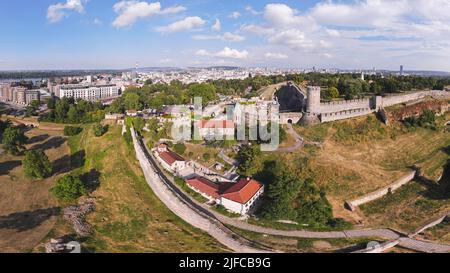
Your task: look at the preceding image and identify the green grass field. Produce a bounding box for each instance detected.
[46,124,226,253]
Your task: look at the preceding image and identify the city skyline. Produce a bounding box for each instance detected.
[1,0,450,71]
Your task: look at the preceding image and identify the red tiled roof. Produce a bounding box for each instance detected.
[199,120,235,129]
[186,177,221,199]
[221,178,263,204]
[158,150,185,165]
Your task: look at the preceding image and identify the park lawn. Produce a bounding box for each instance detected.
[0,127,70,253]
[47,124,226,253]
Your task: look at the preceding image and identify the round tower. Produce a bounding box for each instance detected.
[300,86,321,126]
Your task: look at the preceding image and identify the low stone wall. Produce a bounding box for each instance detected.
[353,240,400,253]
[345,171,417,211]
[410,212,450,238]
[320,108,374,123]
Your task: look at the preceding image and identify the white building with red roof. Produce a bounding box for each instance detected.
[186,177,222,203]
[220,178,264,215]
[185,176,264,215]
[155,143,186,174]
[198,120,235,140]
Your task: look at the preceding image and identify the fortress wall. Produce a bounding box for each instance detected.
[320,108,374,123]
[320,99,371,114]
[381,90,450,108]
[345,171,416,211]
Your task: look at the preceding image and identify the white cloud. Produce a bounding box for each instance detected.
[245,6,260,15]
[325,29,340,38]
[240,24,274,35]
[158,5,186,15]
[229,11,241,19]
[193,32,245,42]
[112,1,186,28]
[93,18,102,25]
[265,52,288,59]
[268,29,314,50]
[156,16,205,33]
[264,3,301,27]
[47,0,85,23]
[196,47,248,59]
[212,19,221,32]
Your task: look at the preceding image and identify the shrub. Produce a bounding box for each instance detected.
[2,126,28,155]
[202,153,211,162]
[173,143,187,155]
[23,149,53,179]
[93,123,108,137]
[64,126,83,136]
[50,174,87,202]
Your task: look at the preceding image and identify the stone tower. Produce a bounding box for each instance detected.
[300,86,321,125]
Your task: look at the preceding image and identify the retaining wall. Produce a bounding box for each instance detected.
[345,171,417,211]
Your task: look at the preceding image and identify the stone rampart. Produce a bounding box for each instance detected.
[345,171,416,211]
[320,108,374,123]
[320,98,371,114]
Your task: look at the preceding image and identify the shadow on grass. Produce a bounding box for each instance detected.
[32,137,66,151]
[80,169,101,193]
[27,134,49,145]
[417,158,450,201]
[0,160,21,176]
[53,150,86,175]
[0,207,60,232]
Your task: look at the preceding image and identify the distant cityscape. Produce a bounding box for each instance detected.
[1,65,445,107]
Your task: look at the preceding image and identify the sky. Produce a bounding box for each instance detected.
[1,0,450,71]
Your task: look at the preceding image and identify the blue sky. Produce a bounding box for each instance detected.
[1,0,450,71]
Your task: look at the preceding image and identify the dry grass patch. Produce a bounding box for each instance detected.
[0,128,70,253]
[48,125,226,253]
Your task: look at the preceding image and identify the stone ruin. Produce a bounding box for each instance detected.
[63,198,96,237]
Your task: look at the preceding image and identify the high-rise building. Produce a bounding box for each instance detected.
[400,65,404,76]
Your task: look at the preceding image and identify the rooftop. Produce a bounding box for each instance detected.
[158,150,185,165]
[221,178,264,204]
[186,177,222,199]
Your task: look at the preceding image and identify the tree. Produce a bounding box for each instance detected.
[124,92,142,110]
[64,126,83,136]
[0,119,12,137]
[324,87,339,100]
[93,123,108,137]
[237,145,262,177]
[174,143,187,155]
[187,83,218,106]
[50,174,87,202]
[25,100,40,117]
[2,127,28,155]
[23,149,53,179]
[46,97,56,110]
[132,117,146,133]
